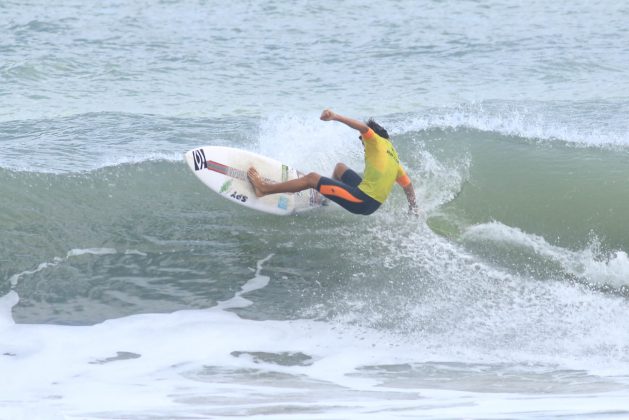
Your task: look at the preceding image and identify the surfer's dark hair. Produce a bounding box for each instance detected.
[366,118,389,139]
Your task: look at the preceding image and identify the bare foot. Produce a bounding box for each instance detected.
[247,167,267,197]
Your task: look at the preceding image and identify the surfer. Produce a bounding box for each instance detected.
[247,109,418,215]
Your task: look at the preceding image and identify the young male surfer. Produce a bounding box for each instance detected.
[247,109,418,215]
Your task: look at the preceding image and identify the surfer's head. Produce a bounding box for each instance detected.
[366,119,389,139]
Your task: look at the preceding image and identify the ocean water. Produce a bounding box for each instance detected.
[2,0,629,418]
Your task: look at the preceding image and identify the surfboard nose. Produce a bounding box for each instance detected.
[183,150,197,172]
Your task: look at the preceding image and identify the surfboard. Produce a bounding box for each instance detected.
[184,146,328,215]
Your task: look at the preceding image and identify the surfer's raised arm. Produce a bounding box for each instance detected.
[320,109,369,134]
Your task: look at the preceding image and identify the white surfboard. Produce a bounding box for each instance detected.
[184,146,328,215]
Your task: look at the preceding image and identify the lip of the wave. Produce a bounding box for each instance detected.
[2,104,628,173]
[462,222,629,289]
[0,154,184,174]
[389,105,629,148]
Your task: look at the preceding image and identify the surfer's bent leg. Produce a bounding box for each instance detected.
[338,167,363,188]
[332,163,349,181]
[333,164,363,189]
[247,167,320,197]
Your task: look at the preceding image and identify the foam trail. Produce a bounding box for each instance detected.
[0,291,19,329]
[10,248,117,287]
[216,254,274,310]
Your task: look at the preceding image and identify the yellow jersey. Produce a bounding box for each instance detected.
[358,128,411,203]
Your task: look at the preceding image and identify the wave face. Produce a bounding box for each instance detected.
[2,108,628,324]
[413,125,629,251]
